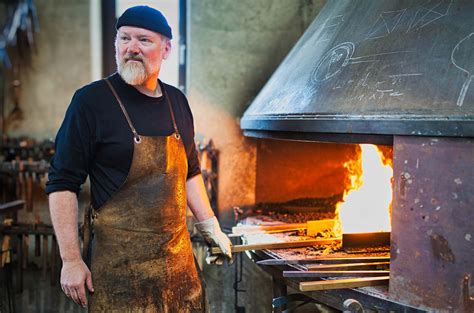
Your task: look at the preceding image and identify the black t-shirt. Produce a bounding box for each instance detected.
[46,73,201,209]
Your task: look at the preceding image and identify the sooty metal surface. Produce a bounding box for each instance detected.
[241,0,474,138]
[390,136,474,312]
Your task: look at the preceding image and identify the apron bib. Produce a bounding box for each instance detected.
[85,78,206,312]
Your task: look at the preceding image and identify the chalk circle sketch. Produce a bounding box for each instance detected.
[311,42,355,83]
[451,33,474,107]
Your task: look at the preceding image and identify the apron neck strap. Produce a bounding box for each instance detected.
[160,80,181,139]
[105,77,181,143]
[105,78,141,143]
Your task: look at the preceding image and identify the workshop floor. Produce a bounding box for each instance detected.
[13,268,85,313]
[6,265,337,313]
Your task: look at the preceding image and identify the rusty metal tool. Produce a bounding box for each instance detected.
[284,270,390,278]
[50,236,58,285]
[22,234,28,269]
[25,170,33,212]
[231,219,338,236]
[35,232,41,257]
[20,170,26,202]
[463,274,474,311]
[231,223,306,234]
[305,261,390,270]
[299,276,389,291]
[0,200,25,211]
[342,232,391,251]
[211,238,340,254]
[42,235,48,279]
[257,256,390,266]
[228,227,303,237]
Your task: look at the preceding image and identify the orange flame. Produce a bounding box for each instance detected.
[336,144,393,234]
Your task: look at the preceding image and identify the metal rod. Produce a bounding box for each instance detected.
[256,256,390,266]
[211,238,340,254]
[299,276,390,292]
[284,270,390,278]
[305,261,390,270]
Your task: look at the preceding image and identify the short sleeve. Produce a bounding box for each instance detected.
[186,136,201,179]
[180,92,201,180]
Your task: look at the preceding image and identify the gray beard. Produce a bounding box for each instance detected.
[118,61,148,85]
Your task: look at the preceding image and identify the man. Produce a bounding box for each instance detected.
[46,6,231,312]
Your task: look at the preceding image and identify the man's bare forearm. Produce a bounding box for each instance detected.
[186,174,214,222]
[187,174,232,262]
[49,191,82,262]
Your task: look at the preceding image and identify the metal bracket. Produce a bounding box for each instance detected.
[272,293,319,313]
[343,298,364,313]
[463,274,474,312]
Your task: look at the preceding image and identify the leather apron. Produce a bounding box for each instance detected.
[85,79,206,312]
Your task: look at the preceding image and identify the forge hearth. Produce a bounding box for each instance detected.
[231,137,473,312]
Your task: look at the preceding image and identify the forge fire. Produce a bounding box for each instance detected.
[337,144,393,234]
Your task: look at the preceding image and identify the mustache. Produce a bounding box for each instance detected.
[124,54,143,62]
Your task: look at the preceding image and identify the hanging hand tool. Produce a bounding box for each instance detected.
[5,79,23,131]
[25,167,33,212]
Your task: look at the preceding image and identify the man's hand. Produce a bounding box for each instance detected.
[194,216,232,265]
[60,259,94,308]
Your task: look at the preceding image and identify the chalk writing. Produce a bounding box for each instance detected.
[341,69,422,103]
[348,51,413,65]
[407,0,453,33]
[316,15,344,43]
[356,71,371,88]
[311,47,425,103]
[388,73,423,77]
[366,9,406,40]
[389,73,423,85]
[451,33,474,107]
[305,2,462,109]
[364,0,453,41]
[312,40,415,84]
[311,42,354,82]
[376,89,394,99]
[310,35,423,103]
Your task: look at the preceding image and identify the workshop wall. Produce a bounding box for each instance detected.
[188,0,326,224]
[188,1,326,312]
[4,0,91,140]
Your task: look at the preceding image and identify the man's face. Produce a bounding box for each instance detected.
[115,26,171,85]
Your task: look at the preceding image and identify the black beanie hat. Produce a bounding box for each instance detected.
[116,6,172,39]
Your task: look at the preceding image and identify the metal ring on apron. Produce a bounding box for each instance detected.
[134,135,142,144]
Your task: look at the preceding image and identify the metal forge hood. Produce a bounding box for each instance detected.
[240,0,474,140]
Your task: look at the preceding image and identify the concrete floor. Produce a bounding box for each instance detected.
[2,262,338,313]
[10,268,84,313]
